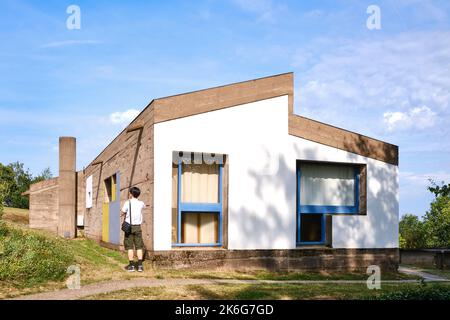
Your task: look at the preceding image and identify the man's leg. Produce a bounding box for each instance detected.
[135,227,144,272]
[128,249,135,261]
[137,249,143,260]
[124,234,136,271]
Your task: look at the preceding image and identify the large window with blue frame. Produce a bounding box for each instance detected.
[297,161,363,246]
[172,152,224,247]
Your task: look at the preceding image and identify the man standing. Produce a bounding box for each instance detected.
[121,187,145,272]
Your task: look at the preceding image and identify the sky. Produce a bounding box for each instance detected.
[0,0,449,218]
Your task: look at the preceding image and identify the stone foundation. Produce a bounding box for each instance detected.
[147,248,399,273]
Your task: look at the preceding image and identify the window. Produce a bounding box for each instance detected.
[172,152,224,247]
[104,174,117,203]
[86,175,93,209]
[102,173,120,244]
[297,161,364,245]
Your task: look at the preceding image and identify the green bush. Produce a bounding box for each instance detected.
[399,214,428,249]
[373,284,450,300]
[0,222,75,286]
[0,181,6,219]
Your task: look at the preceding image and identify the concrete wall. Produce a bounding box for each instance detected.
[28,171,86,234]
[400,249,450,269]
[76,171,85,226]
[153,95,399,251]
[58,137,77,238]
[148,248,399,272]
[83,105,154,249]
[29,178,59,233]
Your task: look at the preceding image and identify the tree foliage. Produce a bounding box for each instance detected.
[0,162,52,209]
[424,182,450,248]
[0,181,7,219]
[400,180,450,249]
[399,214,427,249]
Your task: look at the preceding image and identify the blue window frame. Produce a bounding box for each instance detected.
[173,159,223,247]
[296,162,361,246]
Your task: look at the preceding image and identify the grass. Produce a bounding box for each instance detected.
[0,214,132,299]
[2,207,29,226]
[84,282,450,300]
[152,268,419,281]
[0,221,75,287]
[423,269,450,280]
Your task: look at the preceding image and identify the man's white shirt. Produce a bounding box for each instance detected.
[122,198,145,225]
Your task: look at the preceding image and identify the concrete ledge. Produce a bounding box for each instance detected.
[400,249,450,269]
[147,248,399,272]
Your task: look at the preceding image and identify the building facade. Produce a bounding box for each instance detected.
[26,73,399,271]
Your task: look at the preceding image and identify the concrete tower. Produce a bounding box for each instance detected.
[58,137,77,238]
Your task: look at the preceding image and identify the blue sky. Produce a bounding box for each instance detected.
[0,0,449,218]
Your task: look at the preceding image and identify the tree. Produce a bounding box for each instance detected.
[428,180,450,198]
[0,180,7,219]
[5,162,33,209]
[421,180,450,248]
[399,214,428,249]
[33,167,52,183]
[424,194,450,248]
[0,164,15,207]
[0,162,52,209]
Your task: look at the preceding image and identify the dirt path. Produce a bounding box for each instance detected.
[11,276,447,300]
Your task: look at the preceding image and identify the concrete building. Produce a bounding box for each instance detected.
[25,73,399,271]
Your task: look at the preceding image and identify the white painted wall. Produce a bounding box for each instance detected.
[153,95,398,250]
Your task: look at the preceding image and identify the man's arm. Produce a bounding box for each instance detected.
[121,200,128,217]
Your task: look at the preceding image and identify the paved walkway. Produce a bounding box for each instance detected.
[398,266,449,282]
[10,275,449,300]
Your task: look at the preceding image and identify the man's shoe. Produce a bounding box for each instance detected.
[137,264,144,272]
[125,263,136,272]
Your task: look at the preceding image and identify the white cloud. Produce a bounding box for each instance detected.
[41,40,101,48]
[295,31,450,138]
[383,106,436,131]
[109,109,140,125]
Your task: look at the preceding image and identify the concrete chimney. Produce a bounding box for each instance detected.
[58,137,77,238]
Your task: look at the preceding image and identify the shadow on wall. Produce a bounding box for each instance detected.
[340,137,398,248]
[231,140,398,269]
[243,153,295,249]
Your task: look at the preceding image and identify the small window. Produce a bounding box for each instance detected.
[300,214,324,243]
[86,175,93,208]
[104,174,117,203]
[297,161,364,246]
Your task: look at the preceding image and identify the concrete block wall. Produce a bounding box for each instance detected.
[28,178,59,233]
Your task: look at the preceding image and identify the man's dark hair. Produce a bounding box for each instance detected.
[129,187,141,198]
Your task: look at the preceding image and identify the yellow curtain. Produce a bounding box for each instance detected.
[182,213,218,244]
[181,163,219,203]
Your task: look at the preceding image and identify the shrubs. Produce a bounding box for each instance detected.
[373,284,450,300]
[0,222,75,286]
[0,181,7,220]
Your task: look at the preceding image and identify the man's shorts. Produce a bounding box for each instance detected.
[124,225,144,250]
